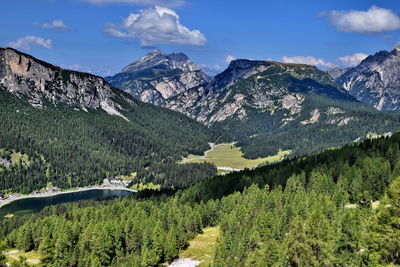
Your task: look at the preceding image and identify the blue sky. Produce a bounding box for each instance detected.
[1,0,400,76]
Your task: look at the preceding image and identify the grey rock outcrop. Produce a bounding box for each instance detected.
[165,59,355,125]
[106,50,209,105]
[336,48,400,111]
[0,47,128,119]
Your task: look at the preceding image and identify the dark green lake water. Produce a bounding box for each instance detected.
[0,189,133,218]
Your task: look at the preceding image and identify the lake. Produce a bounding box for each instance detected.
[0,189,133,218]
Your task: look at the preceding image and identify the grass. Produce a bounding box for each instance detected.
[5,250,42,266]
[4,213,14,218]
[10,151,29,165]
[182,143,291,170]
[179,227,220,266]
[131,182,161,191]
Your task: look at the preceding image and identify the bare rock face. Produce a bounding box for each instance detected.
[165,59,353,126]
[0,47,127,119]
[336,48,400,111]
[106,50,209,105]
[326,67,352,80]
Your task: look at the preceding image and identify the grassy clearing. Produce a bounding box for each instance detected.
[10,151,29,165]
[179,227,220,266]
[182,143,291,170]
[5,250,42,266]
[117,172,137,181]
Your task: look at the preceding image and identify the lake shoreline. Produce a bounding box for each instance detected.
[0,185,137,209]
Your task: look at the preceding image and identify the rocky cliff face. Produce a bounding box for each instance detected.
[336,48,400,111]
[0,47,128,119]
[106,50,209,104]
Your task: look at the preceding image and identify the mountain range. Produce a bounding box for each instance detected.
[108,49,400,158]
[0,47,219,193]
[2,46,400,267]
[2,46,400,192]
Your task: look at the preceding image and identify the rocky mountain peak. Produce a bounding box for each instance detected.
[209,59,270,92]
[107,50,209,104]
[121,50,201,73]
[336,48,400,111]
[0,47,129,120]
[391,47,400,56]
[327,67,353,80]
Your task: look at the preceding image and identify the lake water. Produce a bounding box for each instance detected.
[0,189,133,218]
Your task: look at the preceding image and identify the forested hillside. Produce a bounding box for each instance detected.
[0,48,226,194]
[2,133,400,266]
[0,87,220,194]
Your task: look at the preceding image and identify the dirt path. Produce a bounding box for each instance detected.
[170,227,220,267]
[169,258,201,267]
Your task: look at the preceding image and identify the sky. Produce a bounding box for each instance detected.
[1,0,400,76]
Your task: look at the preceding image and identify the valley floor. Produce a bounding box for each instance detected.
[181,143,291,172]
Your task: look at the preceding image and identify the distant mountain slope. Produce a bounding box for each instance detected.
[164,59,400,158]
[326,66,353,80]
[336,48,400,111]
[166,60,356,123]
[106,50,209,105]
[0,48,220,193]
[107,50,400,158]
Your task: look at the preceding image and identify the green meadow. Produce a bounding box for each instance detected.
[182,143,291,170]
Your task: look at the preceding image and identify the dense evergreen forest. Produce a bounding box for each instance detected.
[0,88,222,194]
[2,133,400,266]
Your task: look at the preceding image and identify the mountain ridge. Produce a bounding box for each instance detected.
[106,50,209,105]
[0,47,131,120]
[335,47,400,111]
[0,47,221,193]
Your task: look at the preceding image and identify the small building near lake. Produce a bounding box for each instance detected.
[103,177,130,187]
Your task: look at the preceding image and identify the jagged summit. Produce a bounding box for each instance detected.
[336,47,400,110]
[121,50,201,73]
[107,50,209,104]
[0,47,129,120]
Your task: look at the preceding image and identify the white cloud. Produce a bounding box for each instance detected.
[282,56,334,68]
[42,20,69,32]
[104,6,206,46]
[321,6,400,34]
[225,55,236,64]
[200,64,222,71]
[339,53,368,67]
[83,0,184,7]
[9,36,52,50]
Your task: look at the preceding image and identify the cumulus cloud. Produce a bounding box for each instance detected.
[42,20,69,32]
[225,55,236,64]
[321,6,400,34]
[104,6,206,46]
[9,36,52,50]
[339,53,368,67]
[282,56,334,68]
[83,0,184,7]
